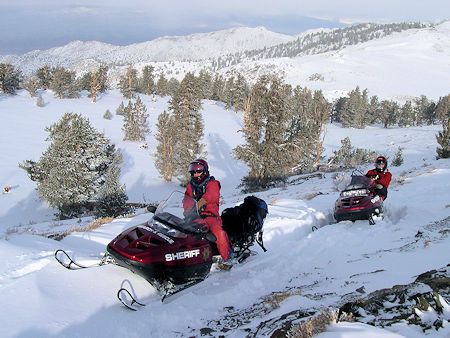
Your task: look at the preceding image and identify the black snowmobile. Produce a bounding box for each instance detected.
[55,191,268,305]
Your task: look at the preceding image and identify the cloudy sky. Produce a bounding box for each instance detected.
[1,0,449,55]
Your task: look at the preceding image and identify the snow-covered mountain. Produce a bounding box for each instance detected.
[0,26,294,74]
[2,21,450,102]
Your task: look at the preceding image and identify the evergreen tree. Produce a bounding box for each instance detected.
[139,65,156,95]
[89,65,108,102]
[211,74,225,101]
[155,110,176,181]
[19,113,117,219]
[169,72,205,183]
[0,63,22,95]
[436,117,450,159]
[232,73,249,112]
[23,76,40,97]
[398,101,414,127]
[379,100,399,128]
[93,152,131,218]
[166,77,180,97]
[339,87,369,128]
[434,94,450,123]
[197,69,213,99]
[328,137,377,168]
[223,76,235,110]
[156,73,169,96]
[103,109,113,120]
[234,74,290,189]
[118,65,138,99]
[36,65,52,90]
[413,95,435,125]
[122,96,150,141]
[49,67,79,99]
[116,101,126,116]
[392,147,404,166]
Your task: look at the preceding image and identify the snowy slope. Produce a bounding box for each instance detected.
[0,90,449,338]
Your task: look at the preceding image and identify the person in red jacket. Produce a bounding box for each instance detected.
[184,159,232,262]
[365,155,392,202]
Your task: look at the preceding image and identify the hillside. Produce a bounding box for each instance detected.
[0,90,449,338]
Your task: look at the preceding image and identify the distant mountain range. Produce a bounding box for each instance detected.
[1,21,449,101]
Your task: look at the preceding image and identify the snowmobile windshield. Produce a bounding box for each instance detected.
[152,191,203,235]
[347,175,371,190]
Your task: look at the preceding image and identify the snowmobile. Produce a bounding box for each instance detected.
[333,171,384,225]
[104,191,268,302]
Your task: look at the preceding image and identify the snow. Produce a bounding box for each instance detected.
[1,27,450,337]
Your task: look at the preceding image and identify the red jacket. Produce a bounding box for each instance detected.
[184,179,221,217]
[365,169,392,188]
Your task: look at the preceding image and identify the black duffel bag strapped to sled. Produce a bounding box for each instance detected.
[221,196,268,253]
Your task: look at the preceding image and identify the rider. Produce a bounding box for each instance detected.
[184,159,232,263]
[365,155,392,202]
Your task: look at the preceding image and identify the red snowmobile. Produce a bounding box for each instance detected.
[333,171,383,225]
[105,191,268,302]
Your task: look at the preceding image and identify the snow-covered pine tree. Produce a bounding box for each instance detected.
[434,94,450,124]
[379,100,399,128]
[118,65,138,99]
[414,95,435,126]
[156,73,169,96]
[169,72,205,184]
[116,101,126,116]
[93,152,131,218]
[89,65,108,103]
[0,63,22,95]
[49,67,79,99]
[23,76,39,97]
[392,147,404,166]
[19,113,117,219]
[211,74,225,101]
[234,74,290,190]
[122,96,149,141]
[223,76,235,110]
[436,117,450,159]
[197,69,213,99]
[36,65,52,90]
[139,65,156,95]
[232,73,249,112]
[167,77,180,97]
[328,137,377,168]
[155,110,175,181]
[398,101,414,127]
[339,87,370,128]
[103,109,113,120]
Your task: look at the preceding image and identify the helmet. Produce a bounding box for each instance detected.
[188,159,209,184]
[375,156,387,172]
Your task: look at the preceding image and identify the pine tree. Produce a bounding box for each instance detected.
[339,87,369,128]
[122,97,150,141]
[434,94,450,124]
[19,113,117,219]
[139,65,155,95]
[436,117,450,159]
[155,110,175,181]
[0,63,22,95]
[379,100,399,128]
[49,67,79,99]
[103,109,113,120]
[232,73,249,111]
[197,69,213,99]
[36,65,53,90]
[234,74,290,189]
[156,74,169,96]
[211,74,225,101]
[116,101,126,116]
[169,72,205,184]
[118,65,138,99]
[89,65,108,102]
[392,147,404,166]
[398,101,414,127]
[23,76,40,97]
[93,152,131,218]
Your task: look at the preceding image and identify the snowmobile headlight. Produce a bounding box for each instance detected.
[341,189,369,197]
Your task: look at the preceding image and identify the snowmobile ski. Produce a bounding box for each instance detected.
[117,279,205,310]
[54,249,113,270]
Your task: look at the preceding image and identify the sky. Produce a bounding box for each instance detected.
[1,0,449,54]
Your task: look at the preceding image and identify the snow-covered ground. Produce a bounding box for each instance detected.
[0,89,449,337]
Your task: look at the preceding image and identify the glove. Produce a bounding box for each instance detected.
[376,184,383,189]
[371,175,379,180]
[197,198,207,212]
